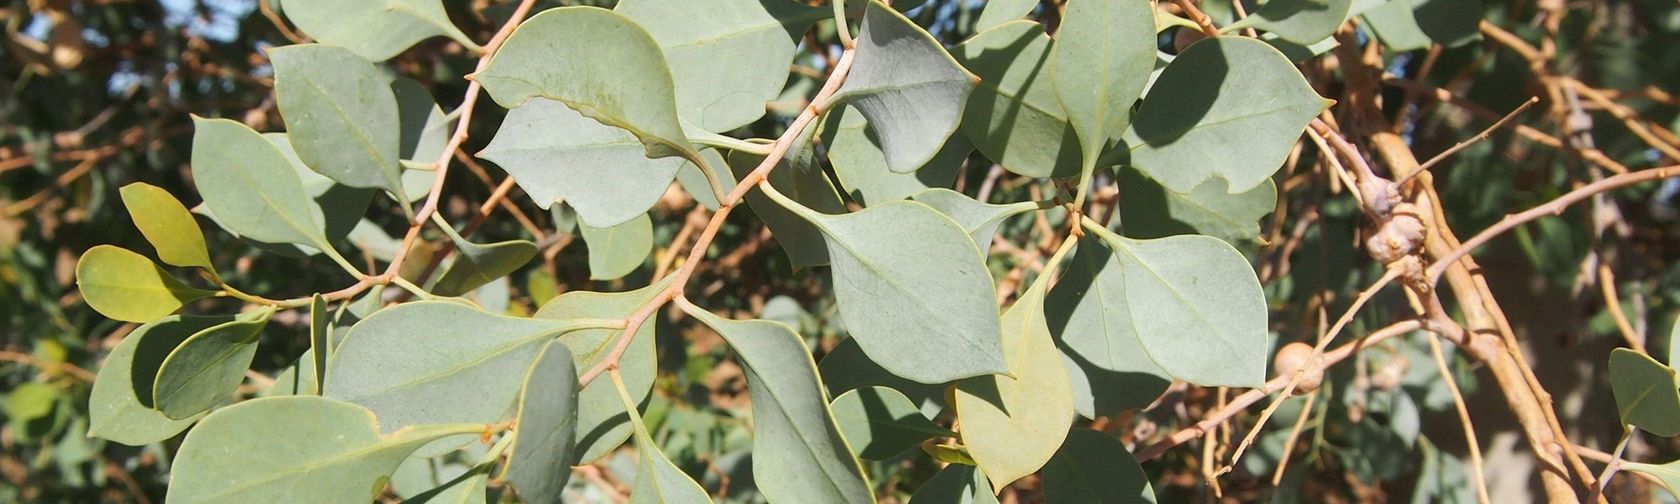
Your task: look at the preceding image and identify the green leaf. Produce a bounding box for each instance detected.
[270,44,407,202]
[1118,37,1331,194]
[820,104,968,206]
[1050,0,1155,167]
[1087,226,1268,388]
[1226,0,1353,44]
[975,0,1037,31]
[1622,460,1680,501]
[280,0,476,61]
[910,188,1039,249]
[242,133,378,258]
[833,0,978,173]
[580,212,653,281]
[953,280,1075,493]
[772,197,1006,383]
[168,396,484,503]
[476,7,695,163]
[535,280,668,464]
[727,136,844,270]
[610,370,713,504]
[615,0,806,132]
[153,308,273,419]
[908,464,999,504]
[1609,348,1680,436]
[1042,429,1156,503]
[326,302,605,437]
[1113,166,1277,243]
[404,463,490,504]
[431,228,538,298]
[1360,0,1481,50]
[1045,236,1172,418]
[310,294,330,393]
[119,182,214,272]
[504,341,579,504]
[1669,320,1680,368]
[830,386,954,460]
[677,149,737,211]
[88,316,208,445]
[189,116,331,249]
[819,338,946,419]
[479,98,684,228]
[954,20,1081,179]
[393,77,449,203]
[75,245,214,323]
[684,308,874,503]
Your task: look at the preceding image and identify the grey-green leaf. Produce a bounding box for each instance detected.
[727,140,844,269]
[476,7,694,162]
[975,0,1037,31]
[830,386,953,460]
[1609,348,1680,436]
[908,464,1000,504]
[821,104,968,206]
[616,0,803,132]
[613,373,713,504]
[189,116,330,249]
[1045,236,1173,418]
[264,133,377,255]
[280,0,477,61]
[954,20,1082,178]
[153,308,273,419]
[580,212,653,281]
[87,316,212,445]
[479,98,683,228]
[833,0,978,173]
[393,77,449,203]
[505,341,579,504]
[536,280,668,464]
[167,396,484,503]
[910,188,1039,249]
[1114,166,1277,243]
[1050,0,1156,165]
[1227,0,1353,44]
[819,338,946,419]
[1042,429,1156,503]
[310,295,329,394]
[432,231,538,298]
[271,45,407,201]
[685,308,874,503]
[1622,460,1680,501]
[1119,38,1331,194]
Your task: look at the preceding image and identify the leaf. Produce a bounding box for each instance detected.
[910,188,1039,249]
[1670,320,1680,369]
[75,245,214,323]
[1042,429,1156,503]
[820,104,969,206]
[153,308,273,419]
[535,280,668,464]
[1227,0,1354,44]
[280,0,475,61]
[87,316,210,445]
[270,45,407,202]
[580,212,653,281]
[119,182,214,272]
[908,464,1000,504]
[1609,348,1680,436]
[953,280,1075,493]
[676,149,737,211]
[1623,460,1680,501]
[684,308,874,503]
[1114,166,1277,243]
[393,77,449,203]
[168,396,484,503]
[773,197,1006,383]
[504,341,579,504]
[1050,0,1156,166]
[1118,38,1331,194]
[830,386,954,460]
[975,0,1037,31]
[1088,226,1269,388]
[1044,236,1173,418]
[404,464,490,504]
[479,98,684,228]
[954,20,1082,178]
[1360,0,1481,50]
[610,371,713,504]
[310,295,330,393]
[189,116,331,249]
[476,7,695,162]
[253,133,376,256]
[326,302,605,437]
[616,0,806,132]
[431,226,538,297]
[833,0,978,173]
[819,338,946,419]
[727,136,844,269]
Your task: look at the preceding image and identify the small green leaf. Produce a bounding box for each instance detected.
[1669,319,1680,368]
[1051,0,1155,167]
[88,316,209,445]
[152,308,273,419]
[168,396,484,503]
[954,280,1075,493]
[189,116,331,249]
[821,105,968,206]
[676,149,737,211]
[1045,236,1172,417]
[1227,0,1353,44]
[280,0,477,61]
[431,226,538,298]
[75,245,214,323]
[609,371,713,504]
[271,44,407,202]
[504,341,579,504]
[310,294,330,394]
[1118,38,1331,194]
[975,0,1037,31]
[910,188,1040,249]
[1622,460,1680,501]
[393,77,449,203]
[954,20,1081,178]
[535,280,669,464]
[1609,348,1680,436]
[819,338,946,419]
[908,464,999,504]
[615,0,808,132]
[830,386,954,460]
[119,182,214,273]
[684,308,875,503]
[1042,429,1156,503]
[579,212,653,281]
[479,98,684,228]
[833,0,978,173]
[727,136,844,269]
[1360,0,1481,50]
[1113,167,1277,243]
[477,7,695,163]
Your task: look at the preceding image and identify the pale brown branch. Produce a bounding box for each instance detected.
[1410,96,1539,179]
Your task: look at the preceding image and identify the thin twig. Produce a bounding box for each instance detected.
[1598,264,1645,353]
[1424,329,1492,504]
[1588,428,1634,502]
[1409,96,1539,180]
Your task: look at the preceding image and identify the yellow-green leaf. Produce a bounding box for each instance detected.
[75,245,214,323]
[119,182,214,273]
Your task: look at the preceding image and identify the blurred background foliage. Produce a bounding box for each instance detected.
[4,0,1680,502]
